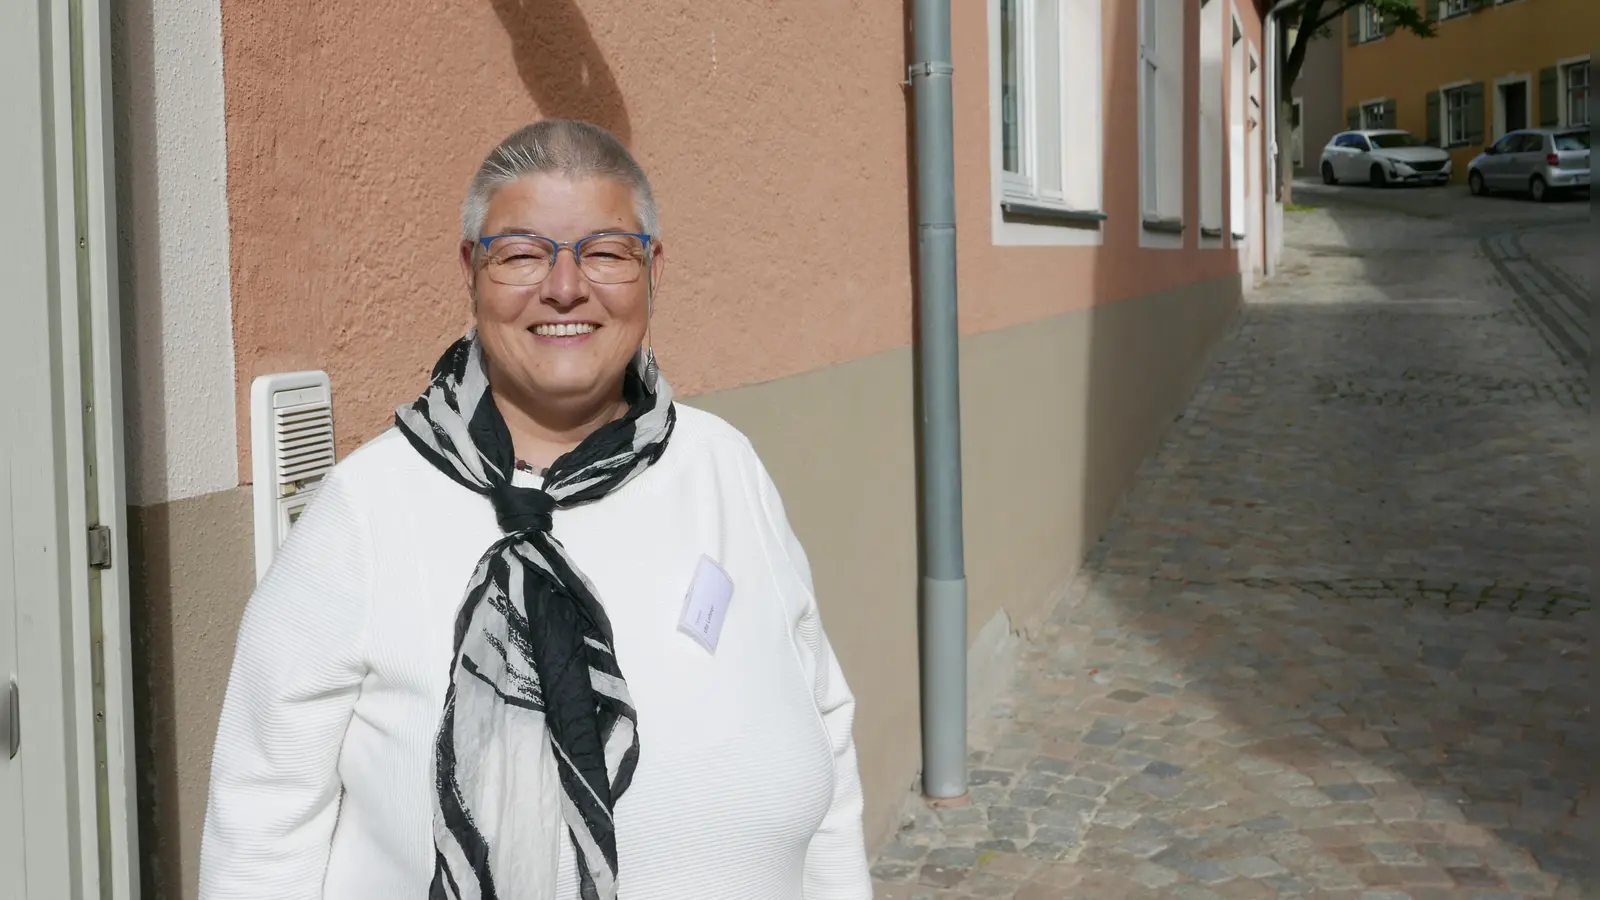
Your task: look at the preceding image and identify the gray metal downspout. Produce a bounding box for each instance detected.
[908,0,969,802]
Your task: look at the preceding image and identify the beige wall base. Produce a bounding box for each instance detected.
[128,487,255,899]
[126,275,1238,897]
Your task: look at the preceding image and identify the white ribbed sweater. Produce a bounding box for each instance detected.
[198,406,872,900]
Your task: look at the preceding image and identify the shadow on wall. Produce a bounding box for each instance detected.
[487,0,632,143]
[1075,0,1238,589]
[109,0,185,896]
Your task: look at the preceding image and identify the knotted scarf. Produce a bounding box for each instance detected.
[395,330,675,900]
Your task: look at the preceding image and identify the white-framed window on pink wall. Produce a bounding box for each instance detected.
[992,0,1104,229]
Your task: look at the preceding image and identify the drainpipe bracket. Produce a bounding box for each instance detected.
[907,61,955,84]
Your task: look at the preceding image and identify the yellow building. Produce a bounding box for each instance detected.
[1343,0,1592,181]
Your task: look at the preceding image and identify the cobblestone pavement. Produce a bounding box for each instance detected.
[871,190,1591,899]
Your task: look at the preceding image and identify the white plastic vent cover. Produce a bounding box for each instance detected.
[251,370,335,582]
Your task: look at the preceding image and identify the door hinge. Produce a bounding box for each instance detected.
[5,680,17,759]
[87,524,113,569]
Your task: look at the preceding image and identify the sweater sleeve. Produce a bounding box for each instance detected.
[751,458,874,899]
[198,467,374,900]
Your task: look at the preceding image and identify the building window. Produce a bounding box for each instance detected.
[1441,0,1470,17]
[1361,99,1392,130]
[1198,0,1225,237]
[1138,0,1184,235]
[1359,5,1386,41]
[1445,86,1471,144]
[1566,60,1590,126]
[991,0,1103,241]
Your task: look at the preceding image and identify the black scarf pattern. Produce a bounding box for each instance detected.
[395,331,675,900]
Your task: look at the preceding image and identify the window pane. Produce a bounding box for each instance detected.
[1141,57,1159,213]
[1001,0,1022,174]
[1034,0,1062,197]
[1569,63,1591,127]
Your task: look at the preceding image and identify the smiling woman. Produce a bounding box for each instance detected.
[197,120,874,900]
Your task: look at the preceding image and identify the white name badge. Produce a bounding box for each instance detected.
[678,555,734,653]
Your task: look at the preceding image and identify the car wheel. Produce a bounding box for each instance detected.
[1321,161,1337,185]
[1370,164,1387,188]
[1530,175,1549,203]
[1468,170,1487,196]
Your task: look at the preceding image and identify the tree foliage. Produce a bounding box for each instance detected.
[1282,0,1436,92]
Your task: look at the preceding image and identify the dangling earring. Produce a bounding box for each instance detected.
[642,265,660,384]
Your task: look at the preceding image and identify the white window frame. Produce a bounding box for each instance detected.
[1560,57,1590,127]
[1228,10,1246,244]
[1138,0,1185,248]
[1440,80,1472,147]
[989,0,1104,247]
[1441,0,1471,18]
[1358,5,1387,42]
[1198,0,1226,245]
[1359,97,1391,130]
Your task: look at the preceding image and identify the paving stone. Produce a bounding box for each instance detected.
[872,197,1590,900]
[1223,855,1288,878]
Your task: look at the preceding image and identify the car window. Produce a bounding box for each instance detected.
[1333,134,1355,148]
[1514,134,1544,154]
[1554,132,1591,151]
[1489,135,1519,154]
[1348,135,1371,151]
[1368,132,1420,149]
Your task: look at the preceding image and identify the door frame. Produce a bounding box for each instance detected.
[0,0,140,895]
[1493,72,1532,138]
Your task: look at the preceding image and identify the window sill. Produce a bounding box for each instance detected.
[1001,200,1107,228]
[1231,232,1246,241]
[1200,226,1225,239]
[1141,215,1185,235]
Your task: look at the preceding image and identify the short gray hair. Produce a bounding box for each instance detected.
[461,119,660,244]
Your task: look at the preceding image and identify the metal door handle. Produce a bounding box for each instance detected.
[4,679,16,759]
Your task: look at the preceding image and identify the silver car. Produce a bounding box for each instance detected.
[1467,128,1591,202]
[1319,129,1453,187]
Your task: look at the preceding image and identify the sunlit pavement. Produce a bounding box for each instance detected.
[871,183,1592,900]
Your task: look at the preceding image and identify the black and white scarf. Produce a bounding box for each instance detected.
[395,331,675,900]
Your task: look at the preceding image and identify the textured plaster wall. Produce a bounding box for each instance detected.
[112,0,239,506]
[222,1,1268,481]
[220,0,915,479]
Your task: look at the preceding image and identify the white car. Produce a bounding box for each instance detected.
[1319,129,1452,187]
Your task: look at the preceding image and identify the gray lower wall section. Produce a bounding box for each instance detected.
[125,274,1240,897]
[128,487,255,900]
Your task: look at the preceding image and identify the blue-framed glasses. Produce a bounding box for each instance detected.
[475,232,653,286]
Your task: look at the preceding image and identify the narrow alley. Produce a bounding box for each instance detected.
[872,187,1592,900]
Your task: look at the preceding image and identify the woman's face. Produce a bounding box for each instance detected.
[463,173,663,412]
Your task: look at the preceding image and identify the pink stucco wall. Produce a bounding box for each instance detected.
[222,0,917,475]
[223,0,1266,479]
